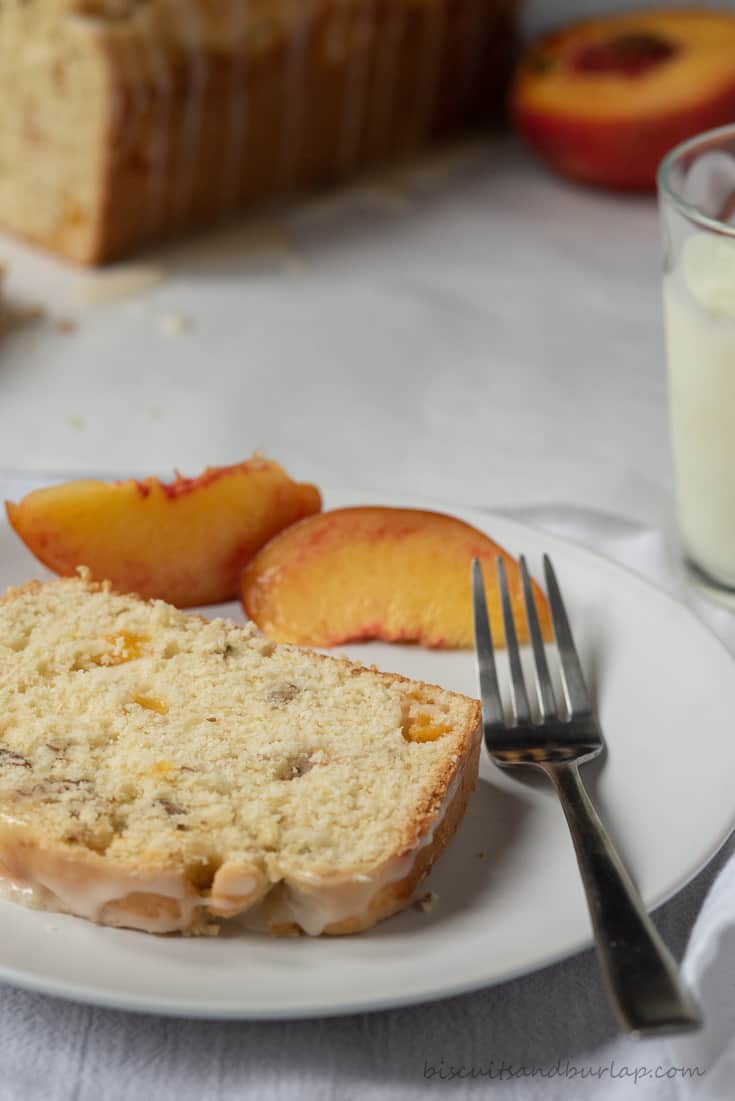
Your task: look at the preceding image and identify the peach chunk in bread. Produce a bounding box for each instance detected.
[512,8,735,190]
[241,507,551,649]
[6,457,321,607]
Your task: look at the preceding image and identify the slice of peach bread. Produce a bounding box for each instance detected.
[0,575,481,935]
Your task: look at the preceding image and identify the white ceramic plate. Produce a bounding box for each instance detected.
[0,487,732,1019]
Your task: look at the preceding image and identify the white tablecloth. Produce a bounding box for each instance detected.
[0,138,670,529]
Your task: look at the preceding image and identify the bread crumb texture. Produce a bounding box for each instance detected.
[0,577,477,927]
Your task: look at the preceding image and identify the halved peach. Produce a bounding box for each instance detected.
[6,457,321,607]
[241,507,551,649]
[512,9,735,190]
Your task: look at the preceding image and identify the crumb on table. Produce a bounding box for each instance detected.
[157,311,193,336]
[414,890,439,914]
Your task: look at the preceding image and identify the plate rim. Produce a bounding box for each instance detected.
[0,484,733,1019]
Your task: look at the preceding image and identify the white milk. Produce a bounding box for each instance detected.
[663,232,735,586]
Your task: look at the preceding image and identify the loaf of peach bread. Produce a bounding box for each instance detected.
[0,575,481,934]
[0,0,518,263]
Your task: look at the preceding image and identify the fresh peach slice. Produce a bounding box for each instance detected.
[6,457,321,607]
[241,507,551,649]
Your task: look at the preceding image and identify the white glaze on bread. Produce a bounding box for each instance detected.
[0,755,475,935]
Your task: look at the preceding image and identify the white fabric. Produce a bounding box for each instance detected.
[0,483,732,1101]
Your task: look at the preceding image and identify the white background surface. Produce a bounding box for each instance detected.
[0,139,670,527]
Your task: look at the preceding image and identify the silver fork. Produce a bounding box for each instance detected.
[472,554,701,1036]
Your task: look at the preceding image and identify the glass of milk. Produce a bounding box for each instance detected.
[659,125,735,598]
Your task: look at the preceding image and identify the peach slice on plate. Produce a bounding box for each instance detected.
[241,507,551,649]
[6,457,321,607]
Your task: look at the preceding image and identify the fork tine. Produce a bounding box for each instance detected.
[497,557,531,725]
[471,559,504,729]
[543,554,593,717]
[520,555,557,720]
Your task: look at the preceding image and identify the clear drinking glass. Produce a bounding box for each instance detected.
[658,124,735,600]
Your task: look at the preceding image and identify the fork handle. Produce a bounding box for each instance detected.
[544,761,701,1036]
